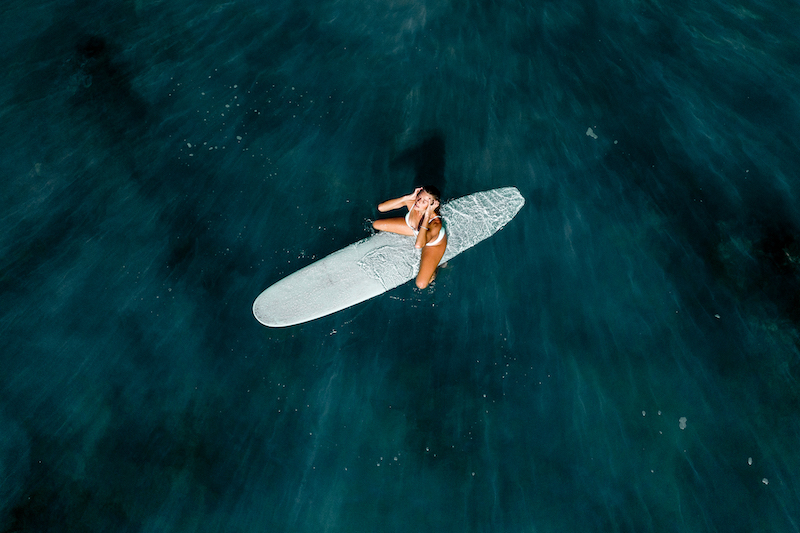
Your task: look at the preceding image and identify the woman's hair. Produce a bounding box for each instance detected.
[417,185,442,230]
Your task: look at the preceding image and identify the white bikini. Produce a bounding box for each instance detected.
[405,212,446,247]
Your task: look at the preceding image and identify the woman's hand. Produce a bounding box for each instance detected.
[424,198,439,220]
[377,188,421,213]
[405,187,422,202]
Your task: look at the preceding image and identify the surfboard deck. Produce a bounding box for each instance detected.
[253,187,524,327]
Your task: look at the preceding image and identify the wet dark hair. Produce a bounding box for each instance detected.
[417,185,442,230]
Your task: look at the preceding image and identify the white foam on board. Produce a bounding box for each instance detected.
[358,187,525,290]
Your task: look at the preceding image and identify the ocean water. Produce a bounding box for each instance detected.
[2,0,800,530]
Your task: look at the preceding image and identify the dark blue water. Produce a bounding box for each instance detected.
[3,0,800,530]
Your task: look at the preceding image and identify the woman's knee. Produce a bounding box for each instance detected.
[373,219,397,232]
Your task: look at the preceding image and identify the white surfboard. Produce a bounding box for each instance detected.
[253,187,525,327]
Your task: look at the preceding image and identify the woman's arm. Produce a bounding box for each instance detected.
[377,187,421,212]
[414,201,441,249]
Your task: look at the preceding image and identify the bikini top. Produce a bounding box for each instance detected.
[405,212,446,246]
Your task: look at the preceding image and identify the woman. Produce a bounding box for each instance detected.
[373,186,447,289]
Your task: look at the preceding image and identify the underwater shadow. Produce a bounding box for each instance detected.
[390,131,447,195]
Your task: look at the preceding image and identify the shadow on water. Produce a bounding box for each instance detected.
[600,120,800,421]
[390,132,447,196]
[1,31,153,296]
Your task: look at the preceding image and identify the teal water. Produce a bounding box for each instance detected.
[2,0,800,531]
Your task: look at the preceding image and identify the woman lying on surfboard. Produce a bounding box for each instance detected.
[373,186,447,289]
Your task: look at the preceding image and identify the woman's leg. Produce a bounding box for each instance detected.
[416,238,447,289]
[373,217,415,236]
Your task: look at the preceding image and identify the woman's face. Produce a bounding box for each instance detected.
[414,191,435,211]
